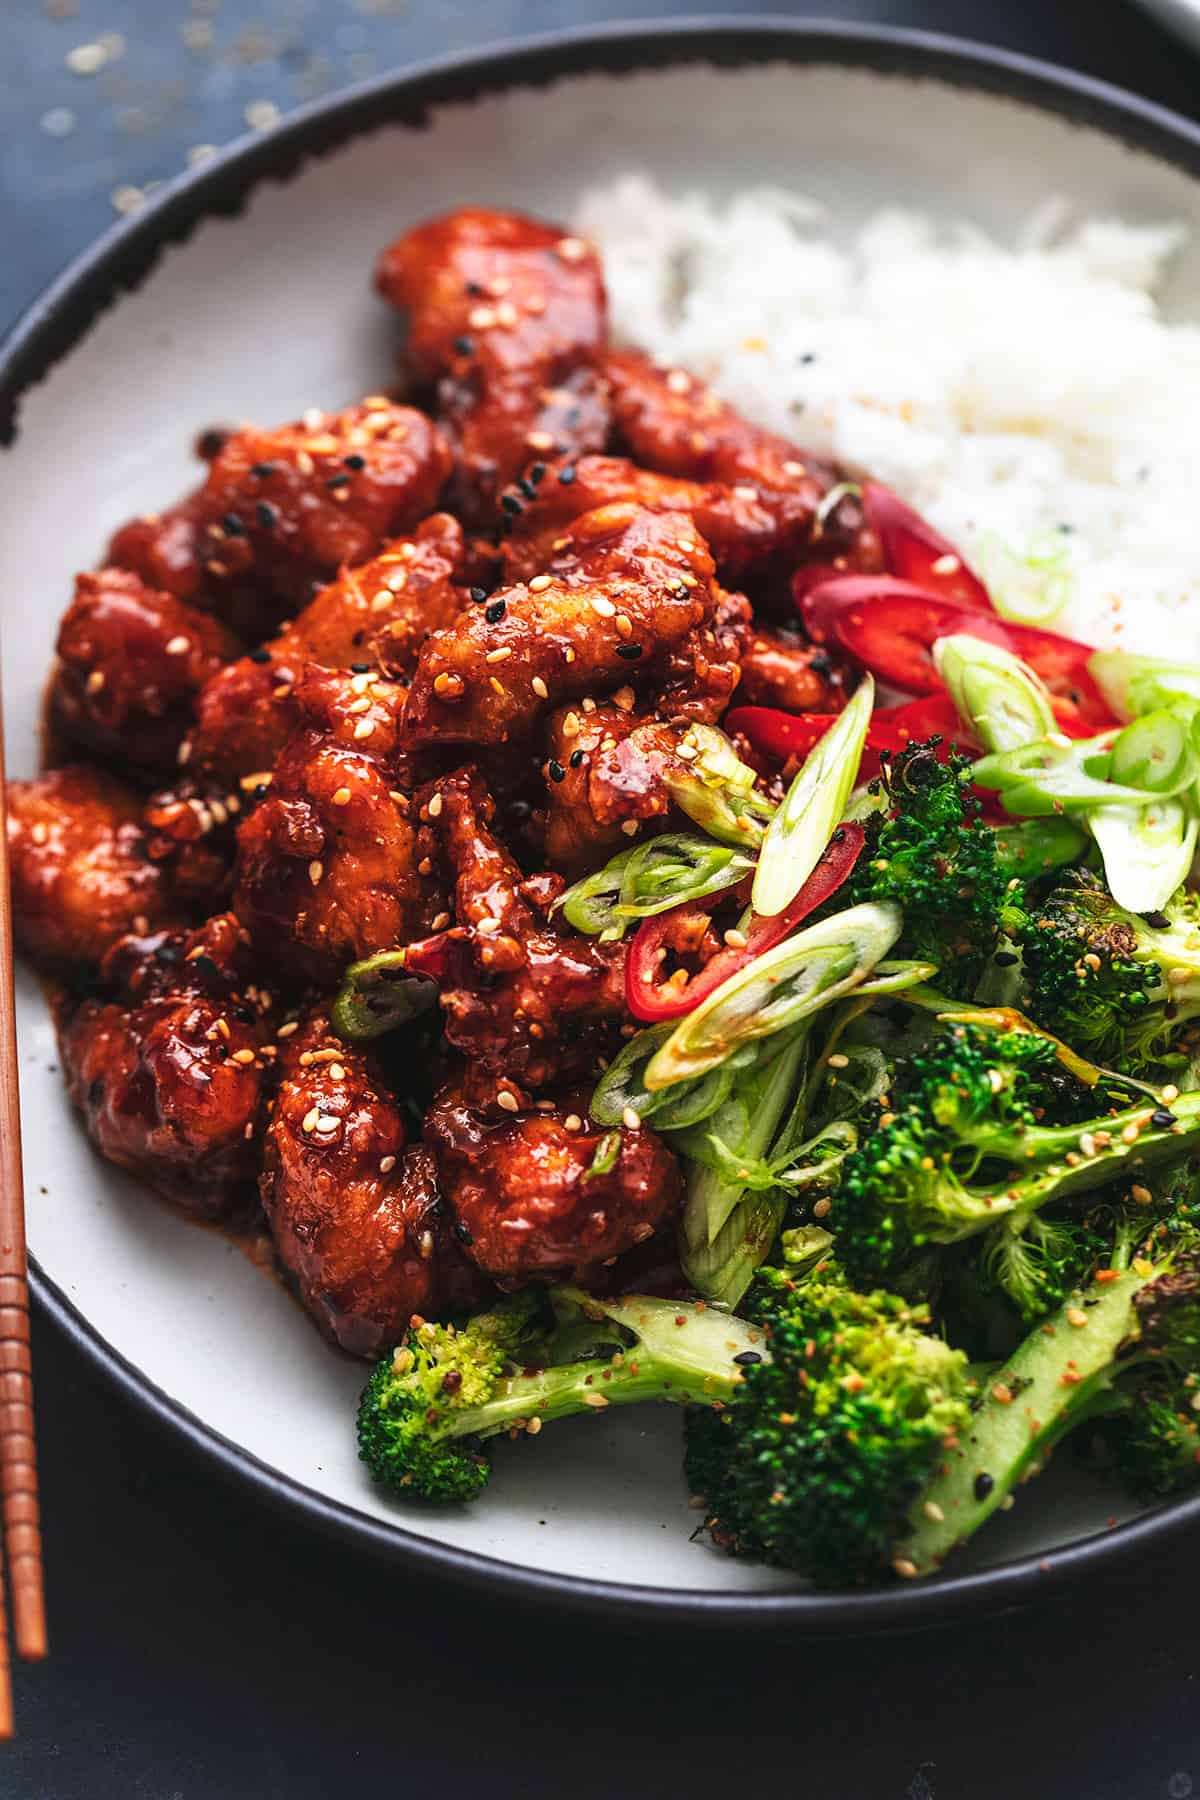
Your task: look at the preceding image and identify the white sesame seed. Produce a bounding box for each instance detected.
[301,1108,320,1134]
[308,860,323,887]
[379,1155,397,1175]
[30,822,48,846]
[529,574,553,593]
[531,676,549,699]
[564,1114,583,1132]
[591,595,616,618]
[582,1391,610,1408]
[621,820,640,837]
[486,647,512,664]
[666,369,691,394]
[331,787,352,807]
[1162,1083,1180,1103]
[723,928,748,950]
[329,1063,346,1081]
[353,719,374,740]
[165,635,190,656]
[85,669,106,695]
[276,1021,299,1038]
[496,1089,520,1113]
[231,1048,256,1065]
[622,1106,641,1131]
[556,236,587,263]
[476,916,501,935]
[468,305,496,330]
[932,554,961,576]
[244,99,282,131]
[427,791,444,819]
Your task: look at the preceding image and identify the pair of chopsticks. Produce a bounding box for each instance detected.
[0,685,48,1735]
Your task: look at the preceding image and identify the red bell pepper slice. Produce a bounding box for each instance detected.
[862,481,991,610]
[624,823,864,1023]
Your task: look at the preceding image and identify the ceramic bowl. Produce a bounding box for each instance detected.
[6,20,1200,1628]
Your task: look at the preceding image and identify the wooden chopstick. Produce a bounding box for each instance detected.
[0,679,48,1733]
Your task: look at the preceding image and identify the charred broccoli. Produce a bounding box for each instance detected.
[358,1287,762,1501]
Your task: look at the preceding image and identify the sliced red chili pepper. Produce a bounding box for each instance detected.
[624,823,865,1023]
[794,577,1114,727]
[726,694,973,778]
[402,931,459,983]
[862,481,991,610]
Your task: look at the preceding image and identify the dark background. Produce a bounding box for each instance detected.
[5,2,1200,1795]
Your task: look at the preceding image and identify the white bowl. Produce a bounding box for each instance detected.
[6,21,1200,1627]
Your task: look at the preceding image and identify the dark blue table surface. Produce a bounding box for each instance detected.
[5,4,1200,1796]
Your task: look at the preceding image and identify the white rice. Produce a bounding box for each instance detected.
[576,175,1200,658]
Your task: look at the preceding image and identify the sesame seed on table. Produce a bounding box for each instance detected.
[6,4,1200,1799]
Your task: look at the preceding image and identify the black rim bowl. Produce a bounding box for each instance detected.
[7,17,1200,1630]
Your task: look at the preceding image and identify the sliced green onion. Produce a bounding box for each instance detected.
[1108,706,1200,798]
[590,1024,734,1131]
[990,818,1089,881]
[780,1223,836,1269]
[751,675,875,918]
[1088,650,1200,723]
[971,733,1149,816]
[1088,796,1200,915]
[615,834,754,919]
[663,724,775,849]
[645,899,902,1090]
[933,634,1056,754]
[582,1130,622,1182]
[330,950,438,1041]
[851,958,939,998]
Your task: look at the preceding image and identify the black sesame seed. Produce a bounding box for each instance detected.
[973,1472,994,1501]
[326,473,350,490]
[248,647,272,665]
[234,1004,255,1025]
[732,1351,763,1366]
[469,587,488,604]
[529,463,547,484]
[808,649,832,676]
[253,783,270,801]
[485,601,506,624]
[500,494,522,515]
[343,454,366,471]
[154,944,181,965]
[1152,1109,1178,1129]
[548,760,565,783]
[213,1043,228,1060]
[518,477,537,501]
[800,352,817,365]
[197,428,228,460]
[569,750,585,768]
[993,950,1019,967]
[465,280,485,297]
[222,512,245,537]
[256,501,278,529]
[192,954,220,979]
[1142,910,1171,930]
[250,462,276,479]
[454,1221,474,1246]
[616,643,643,661]
[557,465,577,486]
[453,335,474,356]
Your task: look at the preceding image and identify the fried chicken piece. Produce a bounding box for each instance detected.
[404,502,717,748]
[425,1066,682,1285]
[51,569,241,777]
[107,400,452,640]
[7,767,173,968]
[233,665,432,988]
[603,349,881,574]
[260,1009,485,1356]
[542,703,693,872]
[189,513,466,785]
[141,777,245,919]
[501,453,806,589]
[405,769,625,1087]
[58,913,271,1219]
[375,208,609,523]
[737,625,847,714]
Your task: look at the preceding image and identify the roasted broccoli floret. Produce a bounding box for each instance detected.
[358,1287,762,1501]
[841,741,1010,999]
[686,1279,974,1586]
[833,1022,1200,1317]
[898,1206,1200,1575]
[1013,872,1200,1075]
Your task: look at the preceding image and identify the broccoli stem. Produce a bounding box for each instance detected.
[898,1259,1148,1574]
[444,1291,763,1447]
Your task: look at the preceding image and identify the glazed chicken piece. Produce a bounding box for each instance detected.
[737,625,847,714]
[7,767,174,968]
[405,769,625,1087]
[603,349,881,575]
[189,512,467,785]
[233,665,434,988]
[542,702,697,872]
[501,453,814,590]
[58,912,272,1219]
[141,777,246,919]
[107,400,452,640]
[260,1009,485,1356]
[424,1064,682,1285]
[51,569,241,778]
[404,502,719,748]
[375,208,609,523]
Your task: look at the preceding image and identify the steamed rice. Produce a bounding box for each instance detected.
[576,175,1200,658]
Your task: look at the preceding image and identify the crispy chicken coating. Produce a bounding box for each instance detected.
[52,569,241,777]
[189,513,466,785]
[405,769,625,1087]
[425,1066,682,1284]
[603,347,881,575]
[737,625,847,714]
[107,401,452,639]
[542,703,693,873]
[7,767,173,968]
[375,208,609,522]
[233,665,431,988]
[260,1009,485,1355]
[404,502,718,748]
[58,913,271,1218]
